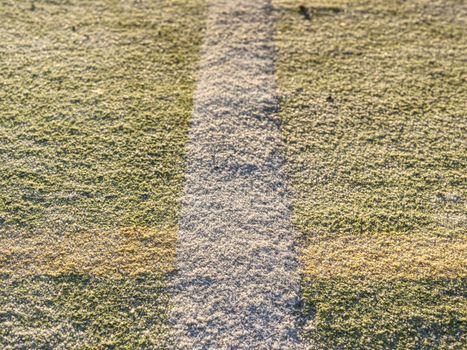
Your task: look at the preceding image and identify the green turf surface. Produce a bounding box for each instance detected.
[1,0,466,347]
[274,0,466,348]
[0,0,205,347]
[0,0,205,232]
[0,275,168,349]
[303,278,466,349]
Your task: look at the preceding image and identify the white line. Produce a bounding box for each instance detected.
[169,1,303,348]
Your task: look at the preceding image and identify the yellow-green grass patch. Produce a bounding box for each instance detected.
[0,227,176,277]
[274,0,466,348]
[0,0,206,348]
[300,235,466,348]
[303,234,466,280]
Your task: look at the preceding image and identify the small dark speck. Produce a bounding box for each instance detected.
[326,95,334,103]
[299,5,311,21]
[71,26,76,32]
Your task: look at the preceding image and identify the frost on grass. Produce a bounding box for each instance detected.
[274,0,466,348]
[0,228,176,277]
[302,234,466,280]
[0,0,205,348]
[0,275,170,350]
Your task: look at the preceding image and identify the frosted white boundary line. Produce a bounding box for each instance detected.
[169,1,303,348]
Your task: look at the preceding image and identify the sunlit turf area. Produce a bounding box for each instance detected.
[0,0,205,348]
[274,0,466,348]
[1,0,466,348]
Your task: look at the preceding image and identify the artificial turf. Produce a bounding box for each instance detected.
[0,0,205,348]
[273,0,466,348]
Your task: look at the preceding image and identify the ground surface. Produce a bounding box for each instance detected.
[1,0,466,349]
[274,0,466,348]
[0,0,205,348]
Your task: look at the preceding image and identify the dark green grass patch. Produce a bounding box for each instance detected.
[0,274,169,349]
[302,278,466,350]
